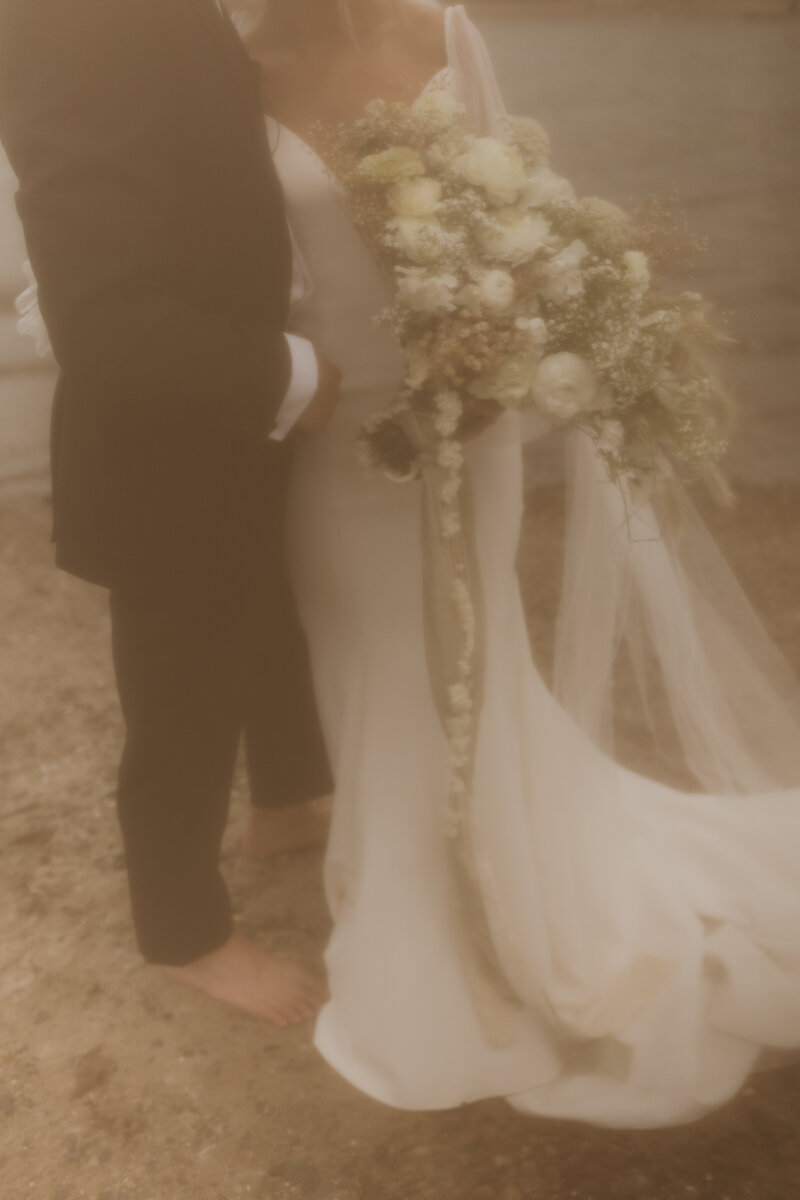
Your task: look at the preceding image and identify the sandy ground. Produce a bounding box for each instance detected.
[1,483,800,1200]
[1,10,799,1200]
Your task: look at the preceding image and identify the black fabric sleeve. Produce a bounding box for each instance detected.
[0,0,291,440]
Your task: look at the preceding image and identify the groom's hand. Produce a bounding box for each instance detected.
[295,350,342,438]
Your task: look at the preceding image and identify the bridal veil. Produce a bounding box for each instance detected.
[442,3,800,797]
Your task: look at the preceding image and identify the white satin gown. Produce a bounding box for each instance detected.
[269,6,800,1128]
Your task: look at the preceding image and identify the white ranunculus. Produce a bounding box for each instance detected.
[396,266,458,315]
[358,146,425,184]
[481,211,551,266]
[412,88,466,129]
[531,352,599,421]
[514,316,549,352]
[468,353,539,408]
[523,167,575,210]
[596,419,625,455]
[477,269,516,315]
[539,239,590,305]
[387,176,443,219]
[623,249,651,288]
[455,137,528,206]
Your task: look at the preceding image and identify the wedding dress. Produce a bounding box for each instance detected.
[269,5,800,1127]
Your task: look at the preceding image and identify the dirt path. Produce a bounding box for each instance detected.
[1,483,799,1200]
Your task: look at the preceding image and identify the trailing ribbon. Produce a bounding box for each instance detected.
[400,409,526,1045]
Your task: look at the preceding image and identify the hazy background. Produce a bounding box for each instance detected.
[1,0,798,493]
[1,6,799,1199]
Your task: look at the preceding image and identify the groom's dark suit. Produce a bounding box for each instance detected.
[0,0,332,961]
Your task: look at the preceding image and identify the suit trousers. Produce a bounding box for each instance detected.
[109,535,332,965]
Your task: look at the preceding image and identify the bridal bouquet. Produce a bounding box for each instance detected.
[331,89,731,514]
[327,93,733,989]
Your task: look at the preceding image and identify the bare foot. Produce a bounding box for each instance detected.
[162,931,328,1027]
[241,796,332,861]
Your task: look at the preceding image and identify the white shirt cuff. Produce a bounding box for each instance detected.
[271,333,318,442]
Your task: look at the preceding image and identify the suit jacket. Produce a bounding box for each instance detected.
[0,0,294,593]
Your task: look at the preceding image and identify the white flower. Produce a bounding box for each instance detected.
[438,441,464,472]
[455,272,516,317]
[481,211,551,266]
[468,353,539,408]
[539,239,589,305]
[433,389,463,438]
[387,176,443,219]
[441,478,461,508]
[531,352,599,421]
[405,345,432,389]
[623,249,650,288]
[514,316,549,352]
[390,217,465,265]
[449,683,472,715]
[596,419,625,455]
[412,88,466,130]
[396,266,458,315]
[449,775,468,798]
[390,216,440,264]
[523,167,575,209]
[455,137,528,206]
[477,269,516,315]
[358,146,425,184]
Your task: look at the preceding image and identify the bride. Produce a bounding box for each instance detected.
[246,0,800,1127]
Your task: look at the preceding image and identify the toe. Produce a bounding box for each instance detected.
[266,1009,289,1028]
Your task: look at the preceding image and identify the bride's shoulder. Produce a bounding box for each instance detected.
[401,1,447,65]
[403,2,445,43]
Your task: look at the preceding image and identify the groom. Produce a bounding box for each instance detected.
[0,0,336,1023]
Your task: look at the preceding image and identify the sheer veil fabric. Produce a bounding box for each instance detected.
[271,3,800,1127]
[438,3,800,795]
